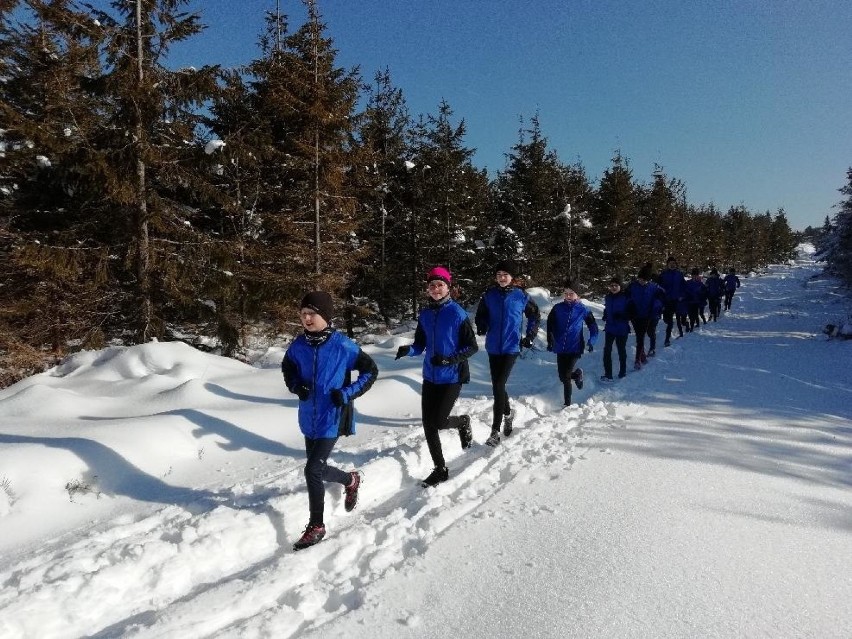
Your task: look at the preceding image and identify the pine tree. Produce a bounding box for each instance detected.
[820,168,852,283]
[0,0,113,359]
[354,68,413,320]
[492,114,572,288]
[83,0,219,342]
[640,165,685,263]
[588,151,640,288]
[721,205,751,271]
[271,0,363,292]
[407,100,488,311]
[768,209,796,263]
[553,160,594,287]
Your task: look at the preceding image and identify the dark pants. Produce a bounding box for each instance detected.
[708,296,721,320]
[557,353,581,406]
[663,301,677,341]
[603,333,627,378]
[488,354,518,431]
[422,380,462,469]
[304,436,350,525]
[631,318,649,362]
[688,304,700,330]
[647,318,659,352]
[724,291,735,310]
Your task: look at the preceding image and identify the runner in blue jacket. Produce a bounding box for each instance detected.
[723,268,741,310]
[601,277,632,381]
[282,291,378,551]
[658,255,685,347]
[547,279,599,406]
[705,268,724,321]
[684,268,708,331]
[475,260,540,446]
[396,266,478,487]
[627,263,666,368]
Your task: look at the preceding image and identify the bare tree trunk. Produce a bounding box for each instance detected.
[135,0,152,341]
[312,2,321,277]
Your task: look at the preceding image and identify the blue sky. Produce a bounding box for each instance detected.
[169,1,847,230]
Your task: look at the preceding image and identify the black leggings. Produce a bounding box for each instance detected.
[304,436,350,525]
[708,296,721,320]
[488,354,518,430]
[663,301,677,341]
[724,291,735,310]
[631,318,649,361]
[422,380,462,468]
[603,333,628,378]
[647,318,659,352]
[557,353,581,406]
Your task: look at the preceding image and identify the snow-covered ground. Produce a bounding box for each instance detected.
[1,246,850,638]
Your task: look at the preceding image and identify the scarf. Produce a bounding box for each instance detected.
[304,327,334,347]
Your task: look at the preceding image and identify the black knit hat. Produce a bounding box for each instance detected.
[563,278,578,291]
[300,291,334,324]
[637,264,653,281]
[495,259,518,277]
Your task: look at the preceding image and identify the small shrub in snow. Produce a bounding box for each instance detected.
[1,476,14,500]
[65,477,100,502]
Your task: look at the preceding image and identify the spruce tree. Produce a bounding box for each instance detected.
[407,100,488,310]
[492,114,572,288]
[588,151,640,288]
[84,0,219,342]
[820,168,852,282]
[354,68,413,321]
[0,0,112,359]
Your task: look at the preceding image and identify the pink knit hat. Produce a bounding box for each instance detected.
[426,266,452,285]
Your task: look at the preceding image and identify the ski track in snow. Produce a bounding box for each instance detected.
[0,395,642,638]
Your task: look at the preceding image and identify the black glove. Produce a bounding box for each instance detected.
[587,343,594,353]
[395,345,410,360]
[521,336,533,349]
[330,389,345,407]
[295,384,310,401]
[430,354,451,366]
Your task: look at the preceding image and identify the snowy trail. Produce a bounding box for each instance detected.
[0,390,642,638]
[1,251,851,638]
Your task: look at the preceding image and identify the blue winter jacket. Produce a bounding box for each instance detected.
[603,291,632,336]
[281,330,378,439]
[684,279,708,307]
[546,300,599,354]
[705,274,724,298]
[627,280,666,320]
[405,297,478,384]
[724,273,741,292]
[659,268,685,302]
[475,286,541,355]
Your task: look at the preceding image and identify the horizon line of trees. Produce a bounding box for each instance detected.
[1,0,801,386]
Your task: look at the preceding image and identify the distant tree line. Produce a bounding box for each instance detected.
[0,0,799,384]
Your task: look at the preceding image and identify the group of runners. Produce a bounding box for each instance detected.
[280,257,742,550]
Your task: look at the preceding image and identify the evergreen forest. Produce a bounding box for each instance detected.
[2,0,827,387]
